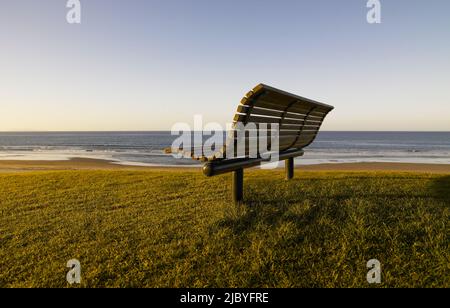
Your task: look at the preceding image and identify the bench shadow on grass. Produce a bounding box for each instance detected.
[214,175,450,237]
[431,175,450,202]
[213,180,348,236]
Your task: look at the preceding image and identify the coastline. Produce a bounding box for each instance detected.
[0,157,449,173]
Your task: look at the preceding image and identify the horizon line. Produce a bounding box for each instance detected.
[0,130,449,133]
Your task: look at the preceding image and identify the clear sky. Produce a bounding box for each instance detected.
[0,0,449,131]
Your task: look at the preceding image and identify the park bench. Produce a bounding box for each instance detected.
[167,84,334,203]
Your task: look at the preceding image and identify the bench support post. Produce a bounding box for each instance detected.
[232,168,244,204]
[285,157,294,180]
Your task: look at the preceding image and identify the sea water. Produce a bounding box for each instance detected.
[0,131,449,166]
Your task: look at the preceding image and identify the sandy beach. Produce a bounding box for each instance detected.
[0,158,449,173]
[0,158,190,172]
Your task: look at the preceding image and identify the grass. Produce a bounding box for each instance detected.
[0,169,448,288]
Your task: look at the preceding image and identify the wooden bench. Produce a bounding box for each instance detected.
[167,84,334,203]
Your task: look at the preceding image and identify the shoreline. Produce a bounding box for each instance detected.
[0,158,449,173]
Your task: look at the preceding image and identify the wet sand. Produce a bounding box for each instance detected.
[0,158,449,174]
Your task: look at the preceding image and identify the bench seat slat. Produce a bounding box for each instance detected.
[259,93,331,114]
[242,97,328,117]
[233,114,323,127]
[236,105,284,118]
[237,105,325,123]
[249,84,333,111]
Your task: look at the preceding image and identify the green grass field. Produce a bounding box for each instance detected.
[0,169,448,288]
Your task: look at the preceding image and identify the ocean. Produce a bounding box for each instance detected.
[0,131,449,166]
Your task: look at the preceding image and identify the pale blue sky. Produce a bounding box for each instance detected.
[0,0,449,131]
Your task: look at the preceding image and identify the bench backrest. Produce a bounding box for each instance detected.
[208,84,333,160]
[167,84,333,162]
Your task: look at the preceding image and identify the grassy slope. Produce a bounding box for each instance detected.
[0,170,448,288]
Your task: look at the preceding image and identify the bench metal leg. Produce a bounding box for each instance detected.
[285,157,294,180]
[232,168,244,204]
